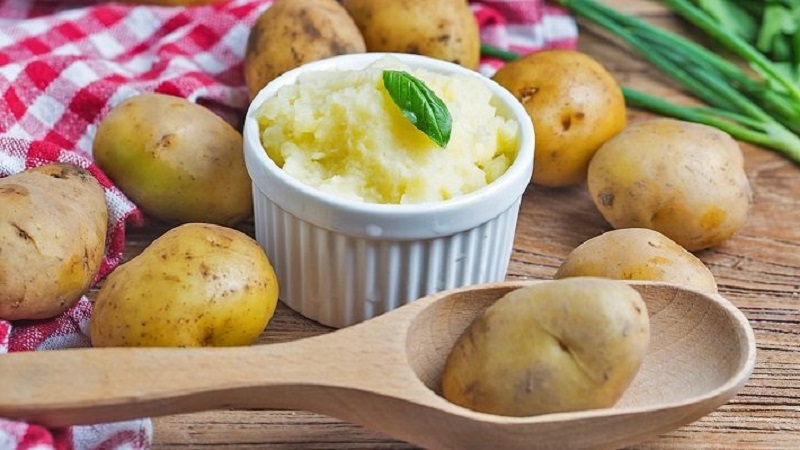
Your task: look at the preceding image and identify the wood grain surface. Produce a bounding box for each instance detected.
[112,1,799,448]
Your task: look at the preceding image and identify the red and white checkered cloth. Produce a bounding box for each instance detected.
[0,1,576,448]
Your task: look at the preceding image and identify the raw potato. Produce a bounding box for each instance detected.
[90,223,279,347]
[244,0,366,99]
[342,0,480,70]
[93,93,252,226]
[491,50,627,187]
[442,277,649,417]
[0,164,108,320]
[555,228,718,293]
[587,118,753,251]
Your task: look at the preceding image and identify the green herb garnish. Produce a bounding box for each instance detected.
[382,70,452,148]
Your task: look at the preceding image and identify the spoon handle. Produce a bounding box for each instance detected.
[0,332,399,427]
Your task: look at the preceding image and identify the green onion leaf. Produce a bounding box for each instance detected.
[482,0,800,165]
[696,0,758,41]
[382,70,452,148]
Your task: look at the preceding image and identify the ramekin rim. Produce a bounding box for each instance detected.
[243,52,534,234]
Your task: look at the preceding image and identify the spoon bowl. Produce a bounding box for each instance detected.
[0,280,755,450]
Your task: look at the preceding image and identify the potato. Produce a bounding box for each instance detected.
[342,0,480,70]
[491,50,627,187]
[93,93,252,226]
[244,0,366,99]
[442,277,649,417]
[555,228,718,292]
[90,223,278,347]
[0,164,108,320]
[587,118,753,251]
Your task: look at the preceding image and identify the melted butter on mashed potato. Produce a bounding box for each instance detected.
[255,58,519,204]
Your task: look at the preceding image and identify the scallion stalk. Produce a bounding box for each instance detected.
[665,0,800,103]
[536,0,800,164]
[482,38,800,161]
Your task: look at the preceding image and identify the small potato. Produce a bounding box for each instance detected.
[442,277,649,417]
[492,50,627,187]
[0,164,108,320]
[555,228,717,293]
[93,93,252,226]
[342,0,480,70]
[90,223,279,347]
[244,0,366,99]
[587,118,753,251]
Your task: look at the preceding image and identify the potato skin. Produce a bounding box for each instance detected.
[0,164,108,320]
[244,0,366,99]
[587,118,753,251]
[342,0,480,70]
[92,93,252,226]
[90,223,279,347]
[555,228,718,292]
[442,277,649,417]
[492,50,627,187]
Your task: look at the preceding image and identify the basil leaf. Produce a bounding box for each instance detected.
[382,70,452,148]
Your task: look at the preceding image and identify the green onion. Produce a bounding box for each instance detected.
[488,0,800,164]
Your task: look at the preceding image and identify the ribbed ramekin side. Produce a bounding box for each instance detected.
[253,188,523,328]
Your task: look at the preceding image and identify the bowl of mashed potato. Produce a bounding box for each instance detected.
[243,53,534,328]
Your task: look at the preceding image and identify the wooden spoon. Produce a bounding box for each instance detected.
[0,281,755,450]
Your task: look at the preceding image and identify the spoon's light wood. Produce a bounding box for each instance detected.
[0,281,755,450]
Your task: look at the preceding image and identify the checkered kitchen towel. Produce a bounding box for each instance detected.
[0,1,576,448]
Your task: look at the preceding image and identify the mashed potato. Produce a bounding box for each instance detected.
[255,58,519,204]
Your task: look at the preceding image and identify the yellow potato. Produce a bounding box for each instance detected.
[587,118,753,251]
[342,0,480,70]
[92,93,252,226]
[492,50,627,187]
[244,0,366,99]
[90,223,278,347]
[0,164,107,320]
[442,277,649,417]
[555,228,718,292]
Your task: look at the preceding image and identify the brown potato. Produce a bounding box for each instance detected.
[587,118,753,251]
[555,228,718,293]
[93,93,252,226]
[0,164,108,320]
[442,277,649,417]
[492,50,627,187]
[244,0,366,99]
[90,223,278,347]
[342,0,480,70]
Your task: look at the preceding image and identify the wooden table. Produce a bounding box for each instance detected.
[133,1,800,448]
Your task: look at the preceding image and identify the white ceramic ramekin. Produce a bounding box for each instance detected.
[243,53,534,328]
